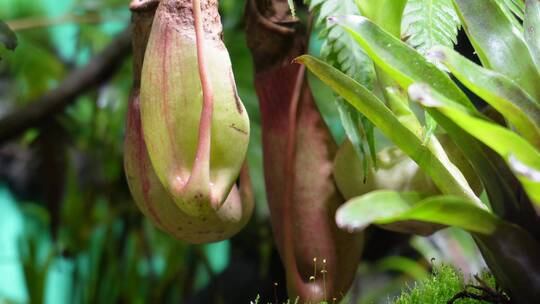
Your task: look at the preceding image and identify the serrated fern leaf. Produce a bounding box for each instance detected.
[308,0,375,87]
[304,0,378,170]
[402,0,460,55]
[402,0,460,141]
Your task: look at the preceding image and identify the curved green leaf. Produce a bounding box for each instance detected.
[335,191,425,232]
[497,0,525,28]
[336,190,500,234]
[453,0,540,101]
[328,16,524,214]
[297,55,481,206]
[410,83,540,206]
[355,0,408,36]
[375,256,428,281]
[336,190,540,303]
[385,87,424,138]
[331,15,473,109]
[330,12,523,218]
[525,0,540,72]
[336,189,540,302]
[429,45,540,148]
[335,100,370,176]
[305,0,377,170]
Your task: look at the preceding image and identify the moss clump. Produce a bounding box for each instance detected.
[393,264,498,304]
[251,295,301,304]
[253,265,501,304]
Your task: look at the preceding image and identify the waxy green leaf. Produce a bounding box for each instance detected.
[336,190,500,235]
[297,55,481,206]
[429,45,540,148]
[355,0,408,36]
[336,190,540,303]
[410,83,540,206]
[306,0,378,173]
[454,0,540,101]
[322,5,540,301]
[385,87,424,139]
[497,0,525,28]
[332,12,524,217]
[322,16,522,214]
[331,15,473,109]
[336,100,369,176]
[525,0,540,72]
[334,143,440,200]
[375,256,428,281]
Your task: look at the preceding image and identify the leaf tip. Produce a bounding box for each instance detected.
[335,206,367,233]
[508,154,540,182]
[327,16,339,26]
[408,83,443,107]
[426,46,448,65]
[326,15,368,28]
[292,55,307,65]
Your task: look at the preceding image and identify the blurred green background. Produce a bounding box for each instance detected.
[0,1,487,303]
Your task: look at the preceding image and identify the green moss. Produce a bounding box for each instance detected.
[251,295,301,304]
[252,265,499,304]
[392,264,497,304]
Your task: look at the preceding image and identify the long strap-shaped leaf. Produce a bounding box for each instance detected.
[336,190,540,303]
[336,191,499,235]
[355,0,407,37]
[330,13,528,223]
[410,84,540,207]
[305,0,378,173]
[304,14,540,302]
[429,46,540,149]
[498,0,525,23]
[297,55,481,207]
[525,0,540,72]
[454,0,540,101]
[331,15,473,109]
